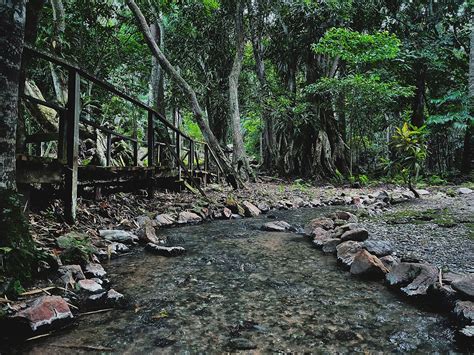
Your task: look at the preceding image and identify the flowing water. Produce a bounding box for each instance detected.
[20,208,458,353]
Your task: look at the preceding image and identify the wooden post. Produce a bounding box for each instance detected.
[204,144,209,186]
[176,131,182,181]
[106,133,111,166]
[58,110,67,163]
[189,140,194,175]
[147,110,155,197]
[64,69,80,223]
[133,140,139,166]
[156,144,161,166]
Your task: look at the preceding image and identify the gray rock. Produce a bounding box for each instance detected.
[177,211,202,224]
[363,240,393,257]
[137,221,160,244]
[78,279,103,293]
[261,221,291,232]
[350,250,389,279]
[452,274,474,301]
[13,296,73,331]
[386,262,438,296]
[109,242,130,254]
[330,223,358,238]
[321,238,341,254]
[458,187,473,195]
[336,241,364,267]
[454,300,474,323]
[257,202,270,213]
[242,201,261,217]
[340,228,369,242]
[145,243,186,256]
[228,338,257,350]
[58,265,85,282]
[379,255,400,271]
[155,213,176,227]
[460,325,474,338]
[329,211,358,223]
[99,230,138,244]
[84,263,107,278]
[416,189,430,195]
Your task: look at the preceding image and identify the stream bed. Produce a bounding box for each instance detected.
[20,207,458,353]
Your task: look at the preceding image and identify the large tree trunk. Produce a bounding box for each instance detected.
[50,0,67,105]
[0,0,27,190]
[228,0,253,180]
[411,62,426,128]
[463,12,474,175]
[249,5,275,172]
[127,0,243,188]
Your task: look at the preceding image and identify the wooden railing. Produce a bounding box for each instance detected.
[20,46,224,223]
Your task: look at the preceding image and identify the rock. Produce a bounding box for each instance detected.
[362,240,393,257]
[460,325,474,339]
[304,217,335,235]
[223,207,233,219]
[261,221,291,232]
[350,250,389,279]
[311,227,331,247]
[99,230,139,244]
[336,241,363,267]
[386,262,438,296]
[416,189,430,195]
[331,211,358,223]
[442,271,465,285]
[228,338,257,350]
[452,274,474,301]
[454,300,474,323]
[109,242,130,254]
[177,211,202,224]
[226,197,245,216]
[155,213,175,227]
[257,202,270,213]
[375,190,390,203]
[321,238,341,254]
[340,228,369,242]
[13,296,73,331]
[310,199,322,207]
[242,201,261,217]
[84,263,107,278]
[137,221,160,244]
[136,215,156,228]
[78,279,103,293]
[58,265,85,282]
[379,255,400,271]
[145,243,186,256]
[458,187,473,195]
[293,197,305,207]
[330,223,357,238]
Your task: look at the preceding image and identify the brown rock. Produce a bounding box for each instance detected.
[350,250,389,278]
[137,221,160,244]
[242,201,261,217]
[379,255,400,271]
[312,228,331,247]
[336,241,364,267]
[177,211,202,224]
[14,296,73,331]
[78,279,104,293]
[304,217,335,236]
[386,262,438,296]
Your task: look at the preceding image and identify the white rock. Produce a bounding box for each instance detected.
[99,230,139,244]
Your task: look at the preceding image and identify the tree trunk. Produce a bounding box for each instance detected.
[126,0,243,188]
[462,12,474,175]
[411,62,426,128]
[249,7,275,172]
[0,0,27,190]
[228,0,253,180]
[50,0,67,105]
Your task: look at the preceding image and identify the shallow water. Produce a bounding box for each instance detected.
[22,208,457,353]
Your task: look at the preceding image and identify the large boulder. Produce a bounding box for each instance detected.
[261,221,291,232]
[155,213,176,227]
[350,250,389,279]
[13,296,73,332]
[340,228,369,242]
[452,274,474,301]
[145,243,186,256]
[336,241,364,267]
[386,262,438,296]
[362,240,393,257]
[304,217,335,236]
[99,230,138,244]
[242,201,261,217]
[177,211,202,224]
[321,238,341,254]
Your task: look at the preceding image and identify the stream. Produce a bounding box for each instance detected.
[19,207,458,353]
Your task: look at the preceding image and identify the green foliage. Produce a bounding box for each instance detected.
[292,178,311,192]
[181,112,204,141]
[388,123,428,184]
[56,232,96,265]
[313,28,401,64]
[0,189,42,283]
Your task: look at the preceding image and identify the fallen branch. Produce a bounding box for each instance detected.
[79,308,114,316]
[51,344,114,351]
[26,333,52,341]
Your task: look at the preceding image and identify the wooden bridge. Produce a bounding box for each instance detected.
[17,46,225,223]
